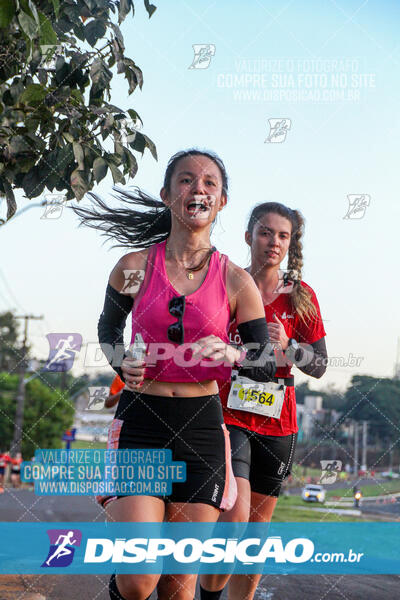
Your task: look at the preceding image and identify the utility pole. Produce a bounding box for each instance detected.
[11,314,44,457]
[361,420,368,471]
[354,420,359,478]
[60,369,67,391]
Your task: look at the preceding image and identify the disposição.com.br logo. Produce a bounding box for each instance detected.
[41,529,82,568]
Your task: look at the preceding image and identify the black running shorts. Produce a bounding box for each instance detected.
[227,424,297,497]
[98,390,236,510]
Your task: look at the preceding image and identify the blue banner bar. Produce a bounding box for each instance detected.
[0,522,399,574]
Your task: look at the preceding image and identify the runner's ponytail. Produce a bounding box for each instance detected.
[286,209,318,324]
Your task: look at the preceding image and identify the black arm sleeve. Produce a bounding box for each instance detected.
[237,318,276,382]
[288,337,327,379]
[97,284,134,381]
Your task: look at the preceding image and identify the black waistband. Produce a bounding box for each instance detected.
[272,376,294,387]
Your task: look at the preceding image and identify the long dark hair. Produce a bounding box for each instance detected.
[72,149,229,249]
[247,202,317,323]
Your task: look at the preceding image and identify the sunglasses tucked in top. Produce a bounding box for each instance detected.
[130,240,231,383]
[167,295,185,345]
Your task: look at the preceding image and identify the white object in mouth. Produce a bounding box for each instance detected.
[187,194,216,218]
[193,194,216,206]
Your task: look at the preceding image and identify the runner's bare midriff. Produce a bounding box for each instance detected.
[137,379,218,397]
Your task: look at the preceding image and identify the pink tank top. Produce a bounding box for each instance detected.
[131,240,231,382]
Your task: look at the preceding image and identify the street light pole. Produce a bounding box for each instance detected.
[354,420,359,478]
[361,420,368,471]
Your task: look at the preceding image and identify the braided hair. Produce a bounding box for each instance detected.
[247,202,318,324]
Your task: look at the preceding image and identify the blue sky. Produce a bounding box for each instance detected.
[1,0,399,391]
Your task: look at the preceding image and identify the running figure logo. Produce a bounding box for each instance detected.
[188,44,216,69]
[121,269,145,294]
[274,269,299,295]
[41,193,66,220]
[319,460,342,484]
[44,333,82,372]
[265,119,291,143]
[117,118,143,146]
[87,387,108,410]
[42,529,82,568]
[343,195,370,219]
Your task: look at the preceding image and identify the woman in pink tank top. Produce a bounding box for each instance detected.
[75,149,276,600]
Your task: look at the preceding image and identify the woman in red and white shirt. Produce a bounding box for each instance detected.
[0,450,11,488]
[10,452,23,488]
[201,202,327,600]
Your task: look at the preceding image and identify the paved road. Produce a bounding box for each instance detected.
[1,489,399,600]
[0,488,103,522]
[362,502,400,516]
[1,573,400,600]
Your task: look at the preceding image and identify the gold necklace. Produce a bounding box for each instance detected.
[166,245,216,279]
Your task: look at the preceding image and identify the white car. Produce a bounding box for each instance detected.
[301,484,326,503]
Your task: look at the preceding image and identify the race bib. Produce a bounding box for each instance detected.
[227,372,285,419]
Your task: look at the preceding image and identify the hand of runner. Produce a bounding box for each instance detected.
[267,313,289,350]
[191,335,241,365]
[121,357,146,390]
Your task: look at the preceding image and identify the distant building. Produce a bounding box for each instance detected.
[297,396,339,440]
[304,395,323,411]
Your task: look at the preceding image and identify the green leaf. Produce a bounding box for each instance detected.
[114,140,124,157]
[90,58,112,97]
[144,0,157,18]
[107,53,115,68]
[121,60,143,93]
[25,131,46,152]
[70,169,88,201]
[131,65,143,89]
[62,131,74,143]
[27,0,39,25]
[18,9,38,40]
[142,133,157,160]
[118,0,133,24]
[0,0,15,29]
[9,135,31,157]
[54,56,69,85]
[92,156,108,183]
[9,79,25,104]
[73,142,85,170]
[56,144,74,175]
[127,108,143,127]
[70,88,84,104]
[109,162,125,184]
[2,180,17,221]
[84,19,106,47]
[37,68,48,85]
[50,0,60,19]
[110,23,124,49]
[20,83,47,105]
[21,168,45,198]
[82,144,97,168]
[38,11,58,46]
[104,114,114,128]
[123,148,138,178]
[129,131,145,154]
